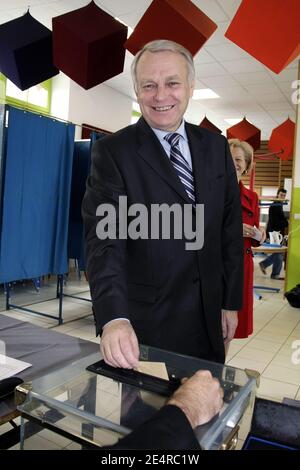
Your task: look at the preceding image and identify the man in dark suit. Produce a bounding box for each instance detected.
[109,370,223,450]
[259,188,288,280]
[82,40,243,367]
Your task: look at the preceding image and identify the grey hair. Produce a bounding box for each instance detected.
[228,138,254,172]
[131,40,195,92]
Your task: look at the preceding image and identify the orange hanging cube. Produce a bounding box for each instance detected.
[226,118,261,151]
[269,118,295,160]
[125,0,217,56]
[225,0,300,73]
[52,1,127,89]
[199,117,222,134]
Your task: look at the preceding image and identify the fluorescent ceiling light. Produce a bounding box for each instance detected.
[192,89,219,100]
[225,118,242,125]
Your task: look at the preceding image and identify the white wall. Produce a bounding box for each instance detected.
[50,72,71,121]
[68,81,133,139]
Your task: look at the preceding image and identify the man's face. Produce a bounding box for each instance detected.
[135,50,194,132]
[278,191,286,200]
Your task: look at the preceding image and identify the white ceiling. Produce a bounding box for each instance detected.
[0,0,298,139]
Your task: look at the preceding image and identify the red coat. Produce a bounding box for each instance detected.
[234,182,260,338]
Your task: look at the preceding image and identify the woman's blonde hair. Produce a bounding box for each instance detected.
[228,138,254,173]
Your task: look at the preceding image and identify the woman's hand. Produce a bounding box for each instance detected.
[242,223,256,238]
[259,227,266,244]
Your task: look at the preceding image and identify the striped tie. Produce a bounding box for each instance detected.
[164,133,195,205]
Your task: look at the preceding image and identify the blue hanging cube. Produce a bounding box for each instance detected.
[0,11,59,90]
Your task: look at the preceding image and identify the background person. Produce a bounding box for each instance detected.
[82,40,244,368]
[259,188,288,280]
[229,139,265,342]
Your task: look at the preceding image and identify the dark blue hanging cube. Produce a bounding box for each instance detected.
[0,11,59,90]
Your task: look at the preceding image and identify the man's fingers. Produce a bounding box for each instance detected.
[101,322,139,369]
[130,331,140,365]
[119,335,139,369]
[101,342,117,367]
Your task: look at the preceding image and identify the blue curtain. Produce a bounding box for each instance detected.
[68,131,107,271]
[0,107,75,283]
[68,140,90,271]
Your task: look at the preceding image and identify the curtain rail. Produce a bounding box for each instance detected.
[0,100,106,132]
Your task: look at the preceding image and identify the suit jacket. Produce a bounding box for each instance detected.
[266,201,288,235]
[109,404,200,450]
[235,182,260,338]
[82,118,243,363]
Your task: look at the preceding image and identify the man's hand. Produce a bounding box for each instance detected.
[100,320,139,369]
[221,309,238,345]
[168,370,224,428]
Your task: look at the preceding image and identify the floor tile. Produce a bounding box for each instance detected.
[257,378,298,401]
[227,357,267,374]
[262,364,300,386]
[246,338,282,353]
[235,346,274,363]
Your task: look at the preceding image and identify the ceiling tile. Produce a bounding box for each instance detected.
[206,43,248,61]
[232,71,274,85]
[244,82,282,95]
[215,0,241,18]
[194,48,216,65]
[221,58,266,73]
[261,101,294,112]
[268,67,298,83]
[195,62,227,77]
[191,0,228,21]
[200,75,240,88]
[205,21,230,45]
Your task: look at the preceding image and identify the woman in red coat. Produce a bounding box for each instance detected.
[228,140,265,339]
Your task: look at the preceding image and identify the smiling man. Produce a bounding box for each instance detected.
[82,40,244,368]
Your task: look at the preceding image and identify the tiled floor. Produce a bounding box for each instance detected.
[1,259,300,449]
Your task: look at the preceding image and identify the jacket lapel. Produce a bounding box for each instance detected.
[136,118,191,204]
[185,123,207,205]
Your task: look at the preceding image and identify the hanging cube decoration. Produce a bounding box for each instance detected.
[52,1,128,89]
[199,117,222,134]
[226,118,261,151]
[125,0,217,56]
[225,0,300,74]
[268,118,295,161]
[0,11,59,90]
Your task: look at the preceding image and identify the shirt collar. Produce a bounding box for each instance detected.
[151,120,188,143]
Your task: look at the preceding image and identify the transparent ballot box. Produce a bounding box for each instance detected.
[16,345,257,450]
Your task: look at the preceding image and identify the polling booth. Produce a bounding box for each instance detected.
[0,105,75,322]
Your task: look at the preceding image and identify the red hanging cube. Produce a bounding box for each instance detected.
[125,0,217,56]
[226,118,261,151]
[199,117,222,134]
[52,1,128,89]
[225,0,300,74]
[269,118,295,161]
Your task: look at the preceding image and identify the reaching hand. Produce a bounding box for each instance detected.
[100,320,140,369]
[221,309,238,345]
[168,370,224,428]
